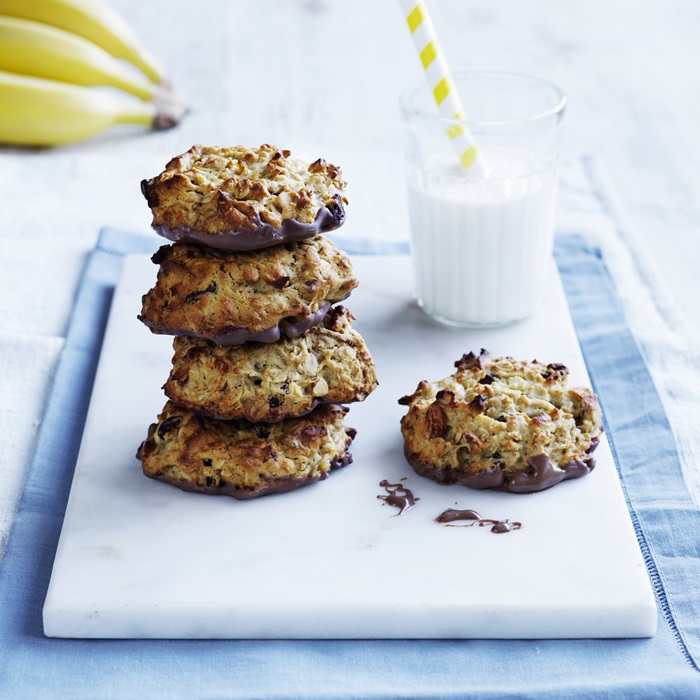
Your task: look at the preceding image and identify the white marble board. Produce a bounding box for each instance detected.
[43,254,657,639]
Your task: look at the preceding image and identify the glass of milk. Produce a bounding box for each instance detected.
[400,71,567,328]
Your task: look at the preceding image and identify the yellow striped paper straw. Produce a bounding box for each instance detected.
[399,0,485,175]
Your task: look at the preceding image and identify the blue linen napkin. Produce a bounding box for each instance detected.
[0,228,699,699]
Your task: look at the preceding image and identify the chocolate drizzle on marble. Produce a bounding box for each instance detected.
[435,508,522,534]
[377,480,420,515]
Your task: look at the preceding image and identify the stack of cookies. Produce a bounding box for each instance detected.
[136,144,378,499]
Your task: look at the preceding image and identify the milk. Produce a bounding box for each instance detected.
[407,148,558,327]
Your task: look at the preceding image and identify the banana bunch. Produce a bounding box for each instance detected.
[0,0,186,146]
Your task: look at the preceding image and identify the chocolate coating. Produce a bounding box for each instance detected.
[152,206,342,252]
[405,446,595,494]
[144,451,353,500]
[139,302,332,346]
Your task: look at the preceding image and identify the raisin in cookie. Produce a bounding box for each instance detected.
[399,350,603,494]
[138,236,358,345]
[137,402,355,499]
[141,144,347,251]
[164,306,378,422]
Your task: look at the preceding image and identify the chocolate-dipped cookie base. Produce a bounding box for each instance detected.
[138,236,357,346]
[137,402,355,500]
[150,205,343,252]
[142,451,353,500]
[405,440,598,494]
[139,301,332,346]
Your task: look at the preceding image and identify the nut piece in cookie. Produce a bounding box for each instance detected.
[164,306,378,422]
[140,144,348,251]
[138,236,358,345]
[398,349,604,493]
[137,402,355,499]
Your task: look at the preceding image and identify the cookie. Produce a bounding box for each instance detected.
[164,306,378,422]
[398,350,603,494]
[140,144,347,251]
[138,236,358,345]
[137,402,355,499]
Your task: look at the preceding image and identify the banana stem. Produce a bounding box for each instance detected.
[151,79,188,130]
[111,82,187,131]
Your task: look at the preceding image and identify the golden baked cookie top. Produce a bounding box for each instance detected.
[399,349,604,493]
[138,401,354,500]
[164,306,378,422]
[138,236,358,345]
[141,144,347,250]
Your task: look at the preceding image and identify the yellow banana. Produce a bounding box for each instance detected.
[0,0,163,83]
[0,70,179,146]
[0,16,154,100]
